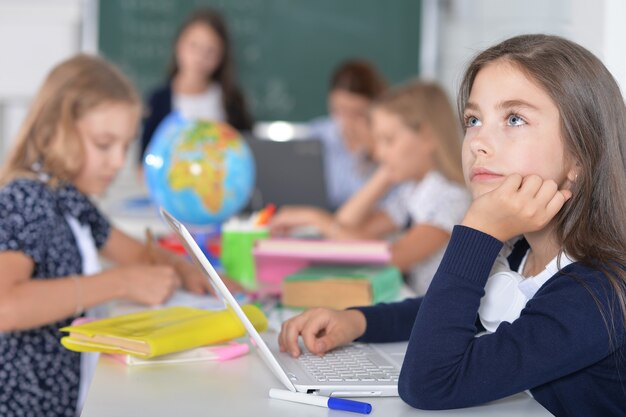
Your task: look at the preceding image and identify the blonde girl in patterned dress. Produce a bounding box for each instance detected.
[0,54,239,417]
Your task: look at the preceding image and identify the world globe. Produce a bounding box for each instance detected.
[143,113,255,225]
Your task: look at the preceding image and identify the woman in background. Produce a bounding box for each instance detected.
[139,8,253,163]
[309,59,387,209]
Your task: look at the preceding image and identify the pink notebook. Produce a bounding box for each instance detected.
[107,342,249,366]
[253,239,390,288]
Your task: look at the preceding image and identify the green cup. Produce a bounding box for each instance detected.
[220,228,269,289]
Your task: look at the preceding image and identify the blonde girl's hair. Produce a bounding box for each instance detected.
[1,54,141,186]
[373,80,464,184]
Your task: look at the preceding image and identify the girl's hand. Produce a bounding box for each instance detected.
[278,308,367,357]
[462,174,572,242]
[176,260,244,295]
[371,165,395,187]
[120,265,180,305]
[268,206,332,236]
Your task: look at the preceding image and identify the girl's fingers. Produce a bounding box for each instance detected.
[534,179,559,206]
[499,173,524,193]
[300,315,330,355]
[278,322,288,352]
[313,332,341,355]
[545,189,571,218]
[278,323,286,352]
[519,174,544,198]
[280,315,308,357]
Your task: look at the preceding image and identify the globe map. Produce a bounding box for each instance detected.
[144,113,255,225]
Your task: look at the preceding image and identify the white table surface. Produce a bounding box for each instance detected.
[80,333,553,417]
[86,175,552,416]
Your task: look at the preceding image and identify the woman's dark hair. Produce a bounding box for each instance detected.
[168,8,253,130]
[329,59,387,100]
[459,34,626,332]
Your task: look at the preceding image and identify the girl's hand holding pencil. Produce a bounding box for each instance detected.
[144,228,245,297]
[119,264,180,306]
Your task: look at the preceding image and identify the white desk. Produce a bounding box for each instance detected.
[88,174,552,416]
[81,334,553,417]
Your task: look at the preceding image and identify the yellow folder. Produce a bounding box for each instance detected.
[60,305,267,358]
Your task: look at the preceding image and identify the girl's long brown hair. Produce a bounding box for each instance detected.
[168,8,253,131]
[1,54,140,186]
[458,34,626,332]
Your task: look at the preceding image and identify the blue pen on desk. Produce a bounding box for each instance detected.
[269,388,372,414]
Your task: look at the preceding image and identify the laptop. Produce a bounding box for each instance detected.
[160,208,407,397]
[245,138,331,211]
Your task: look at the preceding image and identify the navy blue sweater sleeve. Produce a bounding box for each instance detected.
[353,297,423,343]
[397,226,623,412]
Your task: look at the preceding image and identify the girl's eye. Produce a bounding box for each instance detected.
[95,142,112,151]
[464,115,481,128]
[507,114,526,127]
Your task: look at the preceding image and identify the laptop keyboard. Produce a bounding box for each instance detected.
[298,344,400,383]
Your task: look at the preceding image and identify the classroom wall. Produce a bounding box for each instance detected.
[0,0,624,169]
[97,0,422,122]
[434,0,607,99]
[601,0,626,93]
[0,0,83,162]
[435,0,626,98]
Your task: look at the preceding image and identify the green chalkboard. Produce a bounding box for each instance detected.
[98,0,421,122]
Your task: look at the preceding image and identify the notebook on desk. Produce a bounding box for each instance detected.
[161,208,407,397]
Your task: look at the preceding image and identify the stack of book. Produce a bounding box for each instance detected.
[281,264,402,309]
[253,238,391,289]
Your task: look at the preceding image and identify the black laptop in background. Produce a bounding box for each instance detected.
[244,137,331,212]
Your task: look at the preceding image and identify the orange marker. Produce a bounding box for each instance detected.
[255,203,276,226]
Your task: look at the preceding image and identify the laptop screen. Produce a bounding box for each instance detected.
[160,208,297,392]
[245,137,330,212]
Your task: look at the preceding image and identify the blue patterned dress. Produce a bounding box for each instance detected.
[0,178,110,417]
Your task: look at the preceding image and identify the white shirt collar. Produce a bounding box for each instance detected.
[65,215,101,276]
[478,248,576,333]
[517,251,576,299]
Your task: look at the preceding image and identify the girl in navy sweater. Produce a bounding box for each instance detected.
[278,34,626,416]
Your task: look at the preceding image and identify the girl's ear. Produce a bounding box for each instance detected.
[563,160,581,190]
[567,160,581,182]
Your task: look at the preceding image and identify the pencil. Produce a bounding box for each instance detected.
[145,228,157,265]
